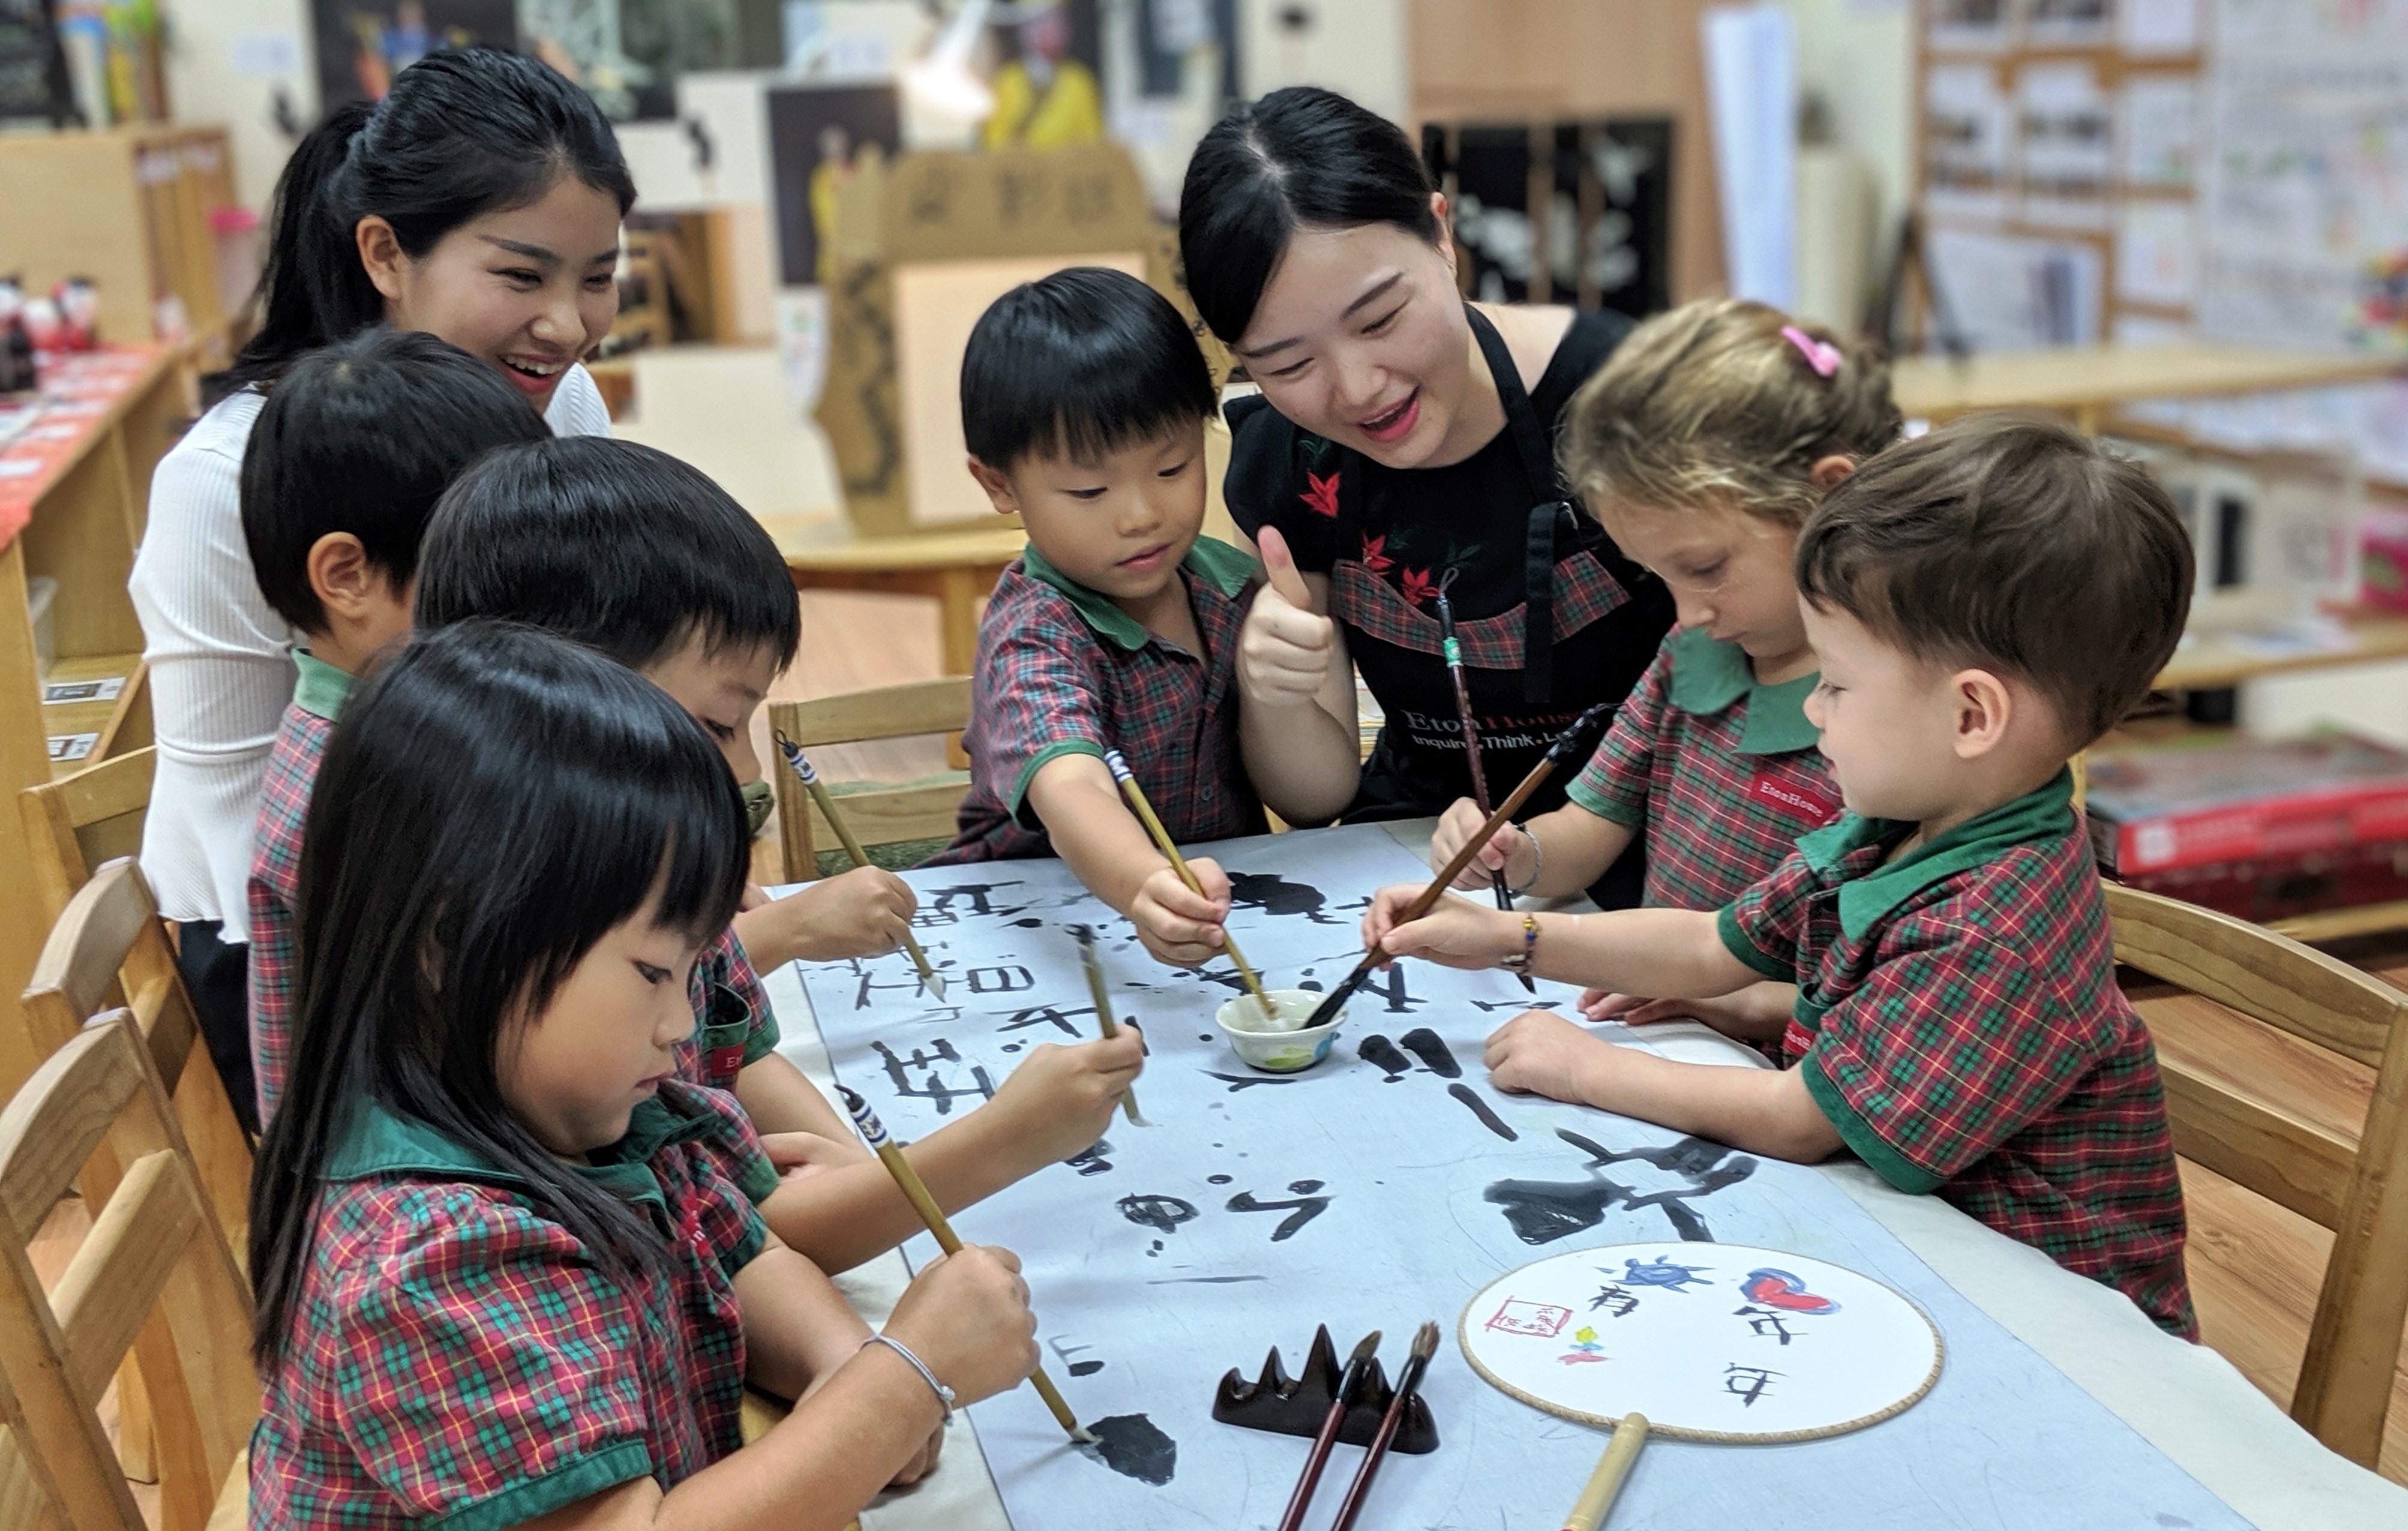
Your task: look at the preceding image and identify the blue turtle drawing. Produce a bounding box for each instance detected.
[1612,1255,1713,1292]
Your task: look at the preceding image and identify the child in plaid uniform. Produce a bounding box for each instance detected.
[416,437,1145,1275]
[1429,299,1899,1038]
[930,268,1272,971]
[241,329,551,1128]
[250,623,1040,1526]
[1366,418,2197,1337]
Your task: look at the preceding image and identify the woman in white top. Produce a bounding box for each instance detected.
[129,47,632,1122]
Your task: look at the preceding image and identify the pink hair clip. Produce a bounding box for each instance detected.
[1781,324,1842,379]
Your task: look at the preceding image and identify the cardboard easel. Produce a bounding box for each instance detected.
[815,140,1229,539]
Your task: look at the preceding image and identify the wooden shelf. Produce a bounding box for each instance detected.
[1892,343,2403,433]
[2155,615,2408,692]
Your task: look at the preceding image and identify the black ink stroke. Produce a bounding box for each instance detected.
[1078,1413,1177,1484]
[1399,1028,1462,1077]
[1447,1082,1518,1140]
[1357,1034,1413,1081]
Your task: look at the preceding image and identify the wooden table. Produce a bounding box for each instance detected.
[755,514,1028,678]
[1,343,196,1097]
[1891,342,2403,435]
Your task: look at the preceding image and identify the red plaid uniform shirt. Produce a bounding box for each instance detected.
[249,1084,769,1527]
[1719,770,2196,1337]
[1566,627,1838,909]
[681,928,782,1094]
[931,538,1267,863]
[248,652,353,1125]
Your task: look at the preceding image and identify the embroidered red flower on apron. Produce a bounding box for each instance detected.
[1398,566,1438,607]
[1360,532,1393,574]
[1302,469,1341,518]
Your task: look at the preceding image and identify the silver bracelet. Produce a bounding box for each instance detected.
[863,1332,956,1424]
[1514,822,1546,894]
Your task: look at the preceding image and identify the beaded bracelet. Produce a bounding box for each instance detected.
[1501,912,1541,972]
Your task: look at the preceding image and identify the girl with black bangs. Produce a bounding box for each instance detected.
[247,621,1038,1530]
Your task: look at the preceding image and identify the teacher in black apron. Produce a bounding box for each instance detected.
[1180,86,1676,906]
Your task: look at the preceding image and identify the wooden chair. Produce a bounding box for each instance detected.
[21,860,250,1249]
[19,747,154,930]
[2105,882,2408,1468]
[0,1008,257,1531]
[767,677,971,882]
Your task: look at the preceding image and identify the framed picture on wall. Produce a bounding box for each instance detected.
[310,1,515,112]
[766,80,904,289]
[1422,117,1675,322]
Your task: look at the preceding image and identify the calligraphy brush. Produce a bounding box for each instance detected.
[1561,1413,1650,1531]
[1327,1320,1440,1531]
[1070,924,1149,1126]
[1102,749,1275,1019]
[1435,577,1534,993]
[1274,1329,1383,1531]
[1300,701,1613,1031]
[839,1086,1097,1444]
[775,734,946,999]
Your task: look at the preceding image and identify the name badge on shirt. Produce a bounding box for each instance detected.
[1749,766,1840,825]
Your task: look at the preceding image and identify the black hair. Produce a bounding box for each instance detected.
[219,47,634,395]
[413,436,802,670]
[959,267,1216,469]
[1178,86,1441,345]
[248,619,749,1366]
[240,329,553,634]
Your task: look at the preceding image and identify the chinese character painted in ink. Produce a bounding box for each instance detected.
[1723,1364,1782,1407]
[997,1002,1096,1037]
[964,965,1036,995]
[925,882,1025,918]
[1733,1306,1798,1345]
[869,1038,995,1115]
[1226,1179,1330,1241]
[1588,1284,1641,1318]
[1116,1193,1199,1235]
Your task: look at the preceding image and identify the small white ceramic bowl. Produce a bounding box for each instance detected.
[1215,989,1345,1073]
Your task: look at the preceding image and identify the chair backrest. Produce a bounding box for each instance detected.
[2104,881,2408,1467]
[767,677,973,881]
[0,1010,258,1531]
[18,748,154,930]
[22,861,251,1249]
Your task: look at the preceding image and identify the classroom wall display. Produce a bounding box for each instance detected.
[766,79,904,287]
[796,824,2251,1529]
[1460,1243,1942,1442]
[1419,119,1675,321]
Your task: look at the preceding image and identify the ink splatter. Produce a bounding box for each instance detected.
[1009,918,1045,928]
[1448,1082,1518,1140]
[1198,1033,1215,1042]
[1207,1173,1233,1185]
[1228,872,1332,921]
[1399,1028,1462,1077]
[1357,1034,1413,1081]
[1146,1274,1269,1285]
[1202,1070,1294,1091]
[1117,1194,1199,1235]
[1070,1361,1104,1376]
[1079,1413,1177,1484]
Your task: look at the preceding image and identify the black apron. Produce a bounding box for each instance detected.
[1332,309,1669,906]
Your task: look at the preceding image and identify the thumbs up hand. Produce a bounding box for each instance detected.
[1240,526,1339,707]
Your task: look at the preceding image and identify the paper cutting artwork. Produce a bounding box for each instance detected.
[1459,1244,1941,1442]
[794,826,2253,1528]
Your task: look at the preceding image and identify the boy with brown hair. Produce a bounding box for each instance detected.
[1365,416,2199,1337]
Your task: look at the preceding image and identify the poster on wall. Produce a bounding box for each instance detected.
[309,1,515,111]
[2199,0,2408,353]
[1422,119,1674,322]
[766,80,903,289]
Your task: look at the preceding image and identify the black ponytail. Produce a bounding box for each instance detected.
[217,48,635,397]
[1178,86,1440,346]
